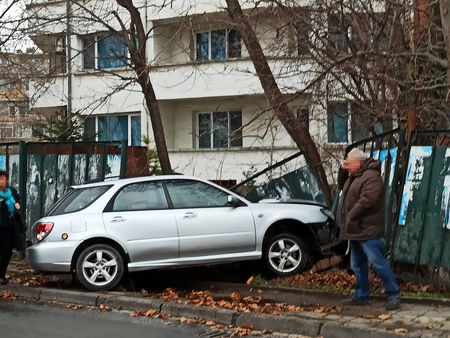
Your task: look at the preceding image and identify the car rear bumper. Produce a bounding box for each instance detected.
[26,241,80,273]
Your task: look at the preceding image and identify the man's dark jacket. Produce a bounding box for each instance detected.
[338,159,385,241]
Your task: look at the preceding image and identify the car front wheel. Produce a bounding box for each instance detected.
[263,233,309,276]
[75,244,124,291]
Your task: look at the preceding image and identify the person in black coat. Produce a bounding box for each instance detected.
[0,170,25,285]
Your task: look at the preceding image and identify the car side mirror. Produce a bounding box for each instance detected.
[227,195,242,208]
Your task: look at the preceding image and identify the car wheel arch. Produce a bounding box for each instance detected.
[71,237,130,271]
[262,219,319,252]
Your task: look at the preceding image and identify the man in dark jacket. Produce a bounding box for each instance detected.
[0,170,22,285]
[338,149,400,310]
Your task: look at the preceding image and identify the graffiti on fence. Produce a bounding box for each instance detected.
[398,146,433,226]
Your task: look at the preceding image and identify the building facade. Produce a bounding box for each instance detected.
[26,0,388,184]
[0,52,46,142]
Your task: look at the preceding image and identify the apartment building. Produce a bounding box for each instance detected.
[26,0,388,183]
[0,52,46,142]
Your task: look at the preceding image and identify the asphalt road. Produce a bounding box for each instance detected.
[0,299,203,338]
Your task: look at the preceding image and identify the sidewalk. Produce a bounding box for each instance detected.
[1,281,449,338]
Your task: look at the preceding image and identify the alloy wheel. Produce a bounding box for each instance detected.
[81,249,118,287]
[268,238,302,273]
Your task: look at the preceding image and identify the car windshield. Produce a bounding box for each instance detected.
[48,185,112,216]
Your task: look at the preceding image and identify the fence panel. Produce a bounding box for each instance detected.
[393,131,450,281]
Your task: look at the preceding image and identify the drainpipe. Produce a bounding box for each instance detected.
[66,0,73,131]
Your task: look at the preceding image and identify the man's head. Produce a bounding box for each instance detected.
[342,148,368,175]
[0,170,8,191]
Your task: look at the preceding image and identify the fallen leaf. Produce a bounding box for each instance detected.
[99,304,112,312]
[145,309,157,317]
[424,325,433,330]
[394,328,409,333]
[205,321,216,326]
[363,314,376,319]
[378,314,391,321]
[246,276,254,285]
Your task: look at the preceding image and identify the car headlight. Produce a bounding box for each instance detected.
[320,208,335,221]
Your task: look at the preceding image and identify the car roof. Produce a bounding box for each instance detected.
[71,175,206,189]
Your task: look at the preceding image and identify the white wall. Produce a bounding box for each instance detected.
[169,148,306,182]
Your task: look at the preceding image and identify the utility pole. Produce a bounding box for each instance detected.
[66,0,72,129]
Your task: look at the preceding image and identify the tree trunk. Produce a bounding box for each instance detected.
[225,0,332,205]
[116,0,172,174]
[440,0,450,85]
[137,69,173,174]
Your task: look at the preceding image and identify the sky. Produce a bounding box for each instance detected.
[0,0,35,52]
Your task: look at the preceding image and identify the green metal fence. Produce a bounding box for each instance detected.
[0,140,128,228]
[231,151,326,206]
[392,130,450,284]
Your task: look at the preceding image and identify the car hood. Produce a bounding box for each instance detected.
[257,198,327,208]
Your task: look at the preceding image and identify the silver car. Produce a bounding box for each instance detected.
[26,175,338,291]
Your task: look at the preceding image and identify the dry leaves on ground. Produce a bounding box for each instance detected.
[98,304,112,312]
[231,326,254,337]
[0,290,16,300]
[378,314,391,321]
[394,328,409,333]
[143,288,340,315]
[363,314,376,319]
[269,269,450,295]
[65,304,83,310]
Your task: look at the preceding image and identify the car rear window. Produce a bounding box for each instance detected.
[49,185,112,216]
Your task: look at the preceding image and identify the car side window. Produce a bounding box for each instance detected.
[112,182,168,211]
[165,180,229,208]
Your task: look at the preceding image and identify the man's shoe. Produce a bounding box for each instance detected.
[342,297,369,306]
[385,298,400,310]
[0,278,9,285]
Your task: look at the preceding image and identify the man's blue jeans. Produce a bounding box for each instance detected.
[350,239,400,302]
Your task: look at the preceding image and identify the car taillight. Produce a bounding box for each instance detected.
[35,222,54,242]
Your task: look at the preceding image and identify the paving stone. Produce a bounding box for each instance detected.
[296,311,327,319]
[40,288,100,306]
[414,316,447,324]
[235,312,321,337]
[162,302,234,325]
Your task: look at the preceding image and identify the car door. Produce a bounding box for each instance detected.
[164,179,256,258]
[103,181,179,263]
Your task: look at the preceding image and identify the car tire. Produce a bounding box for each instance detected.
[75,244,124,291]
[263,233,309,276]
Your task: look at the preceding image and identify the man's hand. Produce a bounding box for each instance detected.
[342,159,350,170]
[14,203,20,210]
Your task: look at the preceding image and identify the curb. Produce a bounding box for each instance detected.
[1,284,446,337]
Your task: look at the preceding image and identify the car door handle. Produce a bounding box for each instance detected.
[183,212,197,219]
[110,216,126,223]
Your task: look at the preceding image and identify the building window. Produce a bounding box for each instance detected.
[83,114,141,146]
[327,102,348,143]
[196,29,241,61]
[328,14,349,52]
[296,19,311,56]
[18,106,26,117]
[0,127,13,139]
[350,103,393,142]
[84,117,96,141]
[198,111,242,148]
[297,108,309,128]
[83,35,128,70]
[50,36,67,74]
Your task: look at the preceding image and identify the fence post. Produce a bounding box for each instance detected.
[18,141,27,222]
[120,140,127,179]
